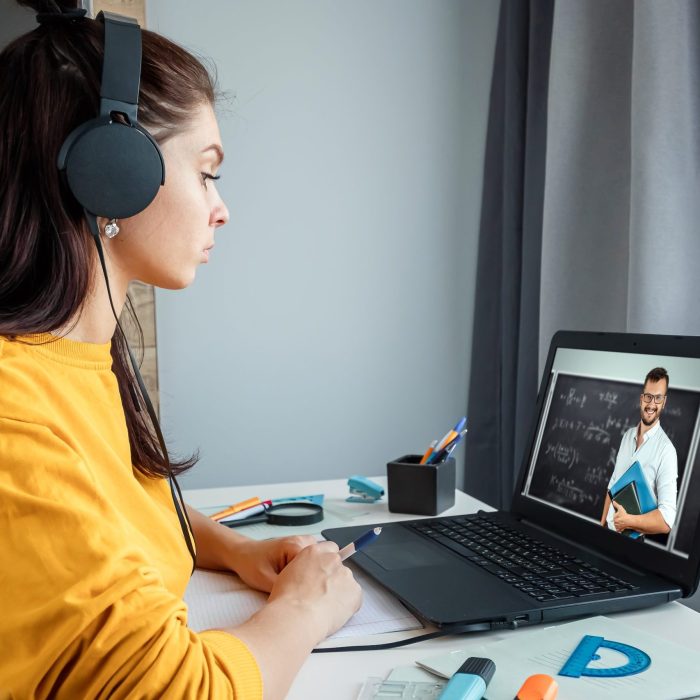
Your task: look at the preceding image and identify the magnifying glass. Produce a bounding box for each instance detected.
[222,502,324,528]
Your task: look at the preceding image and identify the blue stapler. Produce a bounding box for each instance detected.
[346,475,385,503]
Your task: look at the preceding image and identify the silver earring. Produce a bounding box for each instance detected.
[104,218,120,238]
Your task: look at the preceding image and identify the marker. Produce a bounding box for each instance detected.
[339,527,382,561]
[514,674,558,700]
[438,657,495,700]
[218,500,272,523]
[211,496,262,521]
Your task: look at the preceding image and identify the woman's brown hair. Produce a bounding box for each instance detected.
[0,0,219,477]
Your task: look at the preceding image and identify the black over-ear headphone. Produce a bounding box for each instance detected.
[57,12,164,220]
[55,11,196,572]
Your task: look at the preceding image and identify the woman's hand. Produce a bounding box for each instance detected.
[229,541,363,699]
[225,535,317,592]
[267,540,363,641]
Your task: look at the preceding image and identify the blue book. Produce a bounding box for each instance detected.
[609,460,657,539]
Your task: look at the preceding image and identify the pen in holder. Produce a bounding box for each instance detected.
[387,454,456,516]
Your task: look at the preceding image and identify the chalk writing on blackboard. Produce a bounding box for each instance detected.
[527,373,700,527]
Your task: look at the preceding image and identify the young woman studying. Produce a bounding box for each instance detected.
[0,2,361,698]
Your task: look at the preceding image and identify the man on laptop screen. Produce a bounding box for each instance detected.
[600,367,678,536]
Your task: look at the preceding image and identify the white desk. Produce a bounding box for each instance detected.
[184,477,700,699]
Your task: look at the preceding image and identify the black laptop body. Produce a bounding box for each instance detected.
[323,331,700,632]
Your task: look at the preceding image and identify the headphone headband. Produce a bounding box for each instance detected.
[98,12,141,122]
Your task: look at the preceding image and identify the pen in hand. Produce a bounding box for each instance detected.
[338,527,382,561]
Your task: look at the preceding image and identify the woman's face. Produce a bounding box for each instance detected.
[103,101,230,289]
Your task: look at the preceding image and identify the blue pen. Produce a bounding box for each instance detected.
[444,428,468,456]
[338,527,382,561]
[438,657,495,700]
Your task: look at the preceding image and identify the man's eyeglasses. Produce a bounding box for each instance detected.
[641,393,666,404]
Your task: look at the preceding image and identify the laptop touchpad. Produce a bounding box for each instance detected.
[363,542,451,570]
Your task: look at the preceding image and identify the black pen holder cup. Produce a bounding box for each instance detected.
[387,454,456,516]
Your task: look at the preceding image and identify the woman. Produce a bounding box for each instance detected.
[0,2,362,698]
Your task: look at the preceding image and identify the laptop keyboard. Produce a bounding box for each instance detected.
[408,514,639,603]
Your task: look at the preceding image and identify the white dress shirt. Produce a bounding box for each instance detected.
[605,421,678,529]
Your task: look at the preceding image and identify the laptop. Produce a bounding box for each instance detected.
[323,331,700,631]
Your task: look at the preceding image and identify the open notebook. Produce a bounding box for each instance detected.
[184,563,423,640]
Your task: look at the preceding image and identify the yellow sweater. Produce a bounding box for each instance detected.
[0,334,263,699]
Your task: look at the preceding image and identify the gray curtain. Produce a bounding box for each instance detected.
[464,0,554,509]
[540,0,700,370]
[467,0,700,509]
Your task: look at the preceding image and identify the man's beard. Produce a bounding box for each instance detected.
[641,404,661,426]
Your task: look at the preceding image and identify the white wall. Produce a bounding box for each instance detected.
[149,0,499,489]
[0,0,499,490]
[554,348,700,392]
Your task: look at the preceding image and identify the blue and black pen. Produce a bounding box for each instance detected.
[338,527,382,561]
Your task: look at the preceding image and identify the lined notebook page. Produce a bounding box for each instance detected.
[184,564,422,640]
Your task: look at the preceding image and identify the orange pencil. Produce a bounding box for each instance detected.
[419,440,438,465]
[211,497,261,521]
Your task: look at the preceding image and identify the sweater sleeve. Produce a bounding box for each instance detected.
[0,418,263,700]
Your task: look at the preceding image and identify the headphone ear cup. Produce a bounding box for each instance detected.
[59,117,165,220]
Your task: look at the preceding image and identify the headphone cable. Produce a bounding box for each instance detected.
[85,210,197,573]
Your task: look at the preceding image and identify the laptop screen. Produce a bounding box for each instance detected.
[520,346,700,560]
